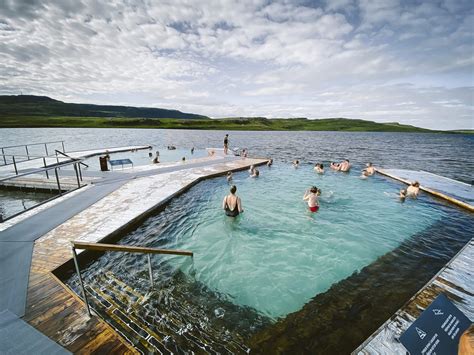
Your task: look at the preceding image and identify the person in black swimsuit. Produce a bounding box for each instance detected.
[223,134,229,154]
[222,185,243,217]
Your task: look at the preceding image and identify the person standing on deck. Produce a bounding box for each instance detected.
[224,134,229,154]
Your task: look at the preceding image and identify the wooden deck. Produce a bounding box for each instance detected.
[15,155,268,353]
[354,239,474,354]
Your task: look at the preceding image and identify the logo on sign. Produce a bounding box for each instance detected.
[433,309,443,315]
[416,327,427,339]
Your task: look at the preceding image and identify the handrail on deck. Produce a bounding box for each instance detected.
[71,241,193,317]
[72,241,193,257]
[55,150,89,168]
[0,140,65,150]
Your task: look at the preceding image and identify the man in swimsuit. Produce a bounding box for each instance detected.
[406,181,420,197]
[303,186,320,212]
[222,185,243,217]
[223,134,229,155]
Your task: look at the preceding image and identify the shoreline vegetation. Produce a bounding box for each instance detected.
[0,95,471,133]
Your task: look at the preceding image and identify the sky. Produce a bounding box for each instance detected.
[0,0,473,130]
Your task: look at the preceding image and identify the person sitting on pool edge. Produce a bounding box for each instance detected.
[406,181,420,197]
[314,163,324,174]
[365,162,375,175]
[303,186,320,213]
[222,185,243,217]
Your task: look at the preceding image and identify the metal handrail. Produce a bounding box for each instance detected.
[71,241,193,316]
[55,150,89,168]
[0,140,65,150]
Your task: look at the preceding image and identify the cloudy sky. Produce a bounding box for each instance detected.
[0,0,472,129]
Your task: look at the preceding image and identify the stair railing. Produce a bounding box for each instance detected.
[71,241,193,317]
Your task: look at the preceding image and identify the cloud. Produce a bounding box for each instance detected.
[0,0,472,129]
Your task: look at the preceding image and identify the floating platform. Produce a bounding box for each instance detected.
[0,153,268,353]
[354,238,473,354]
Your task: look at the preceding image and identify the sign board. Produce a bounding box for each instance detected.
[400,293,472,355]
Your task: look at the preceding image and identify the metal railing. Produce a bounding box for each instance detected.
[0,140,65,166]
[71,241,193,316]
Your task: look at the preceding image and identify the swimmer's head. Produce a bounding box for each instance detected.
[230,185,237,194]
[345,159,350,162]
[227,171,232,176]
[320,163,324,169]
[310,186,318,193]
[412,181,420,187]
[255,169,259,176]
[367,162,372,167]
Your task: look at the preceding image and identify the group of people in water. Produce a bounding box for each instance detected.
[222,158,422,217]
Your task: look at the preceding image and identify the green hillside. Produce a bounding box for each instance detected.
[0,95,208,119]
[0,95,450,133]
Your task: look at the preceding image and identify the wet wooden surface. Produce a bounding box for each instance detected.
[354,238,474,354]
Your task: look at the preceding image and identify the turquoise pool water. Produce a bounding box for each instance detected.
[162,164,444,318]
[79,163,448,320]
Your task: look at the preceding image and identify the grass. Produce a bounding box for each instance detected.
[0,115,448,132]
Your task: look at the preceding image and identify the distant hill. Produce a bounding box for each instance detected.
[0,95,208,119]
[0,95,454,133]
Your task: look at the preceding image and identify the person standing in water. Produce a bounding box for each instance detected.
[406,181,420,197]
[222,185,243,217]
[303,186,320,212]
[223,134,229,154]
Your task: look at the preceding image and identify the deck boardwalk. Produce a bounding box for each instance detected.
[2,155,268,353]
[354,239,474,354]
[0,145,151,179]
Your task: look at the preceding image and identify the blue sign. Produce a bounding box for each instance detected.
[400,293,472,355]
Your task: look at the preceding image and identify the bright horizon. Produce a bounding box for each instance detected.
[0,0,473,130]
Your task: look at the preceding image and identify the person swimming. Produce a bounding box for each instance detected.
[314,163,324,174]
[191,147,195,154]
[339,159,351,172]
[267,159,273,167]
[222,185,243,217]
[330,162,340,170]
[360,170,369,179]
[399,188,407,201]
[226,171,233,182]
[251,168,259,178]
[406,181,420,197]
[249,165,255,175]
[293,160,300,168]
[303,186,320,212]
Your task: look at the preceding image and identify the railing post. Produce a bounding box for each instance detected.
[43,157,49,179]
[44,143,49,156]
[78,162,83,181]
[54,168,62,194]
[12,156,18,175]
[147,254,154,287]
[55,151,59,164]
[2,148,6,165]
[25,145,30,160]
[61,141,65,153]
[74,163,81,188]
[72,246,92,317]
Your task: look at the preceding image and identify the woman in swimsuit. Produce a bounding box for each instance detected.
[303,186,320,212]
[222,185,243,217]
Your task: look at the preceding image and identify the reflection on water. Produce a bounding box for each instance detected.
[0,189,55,221]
